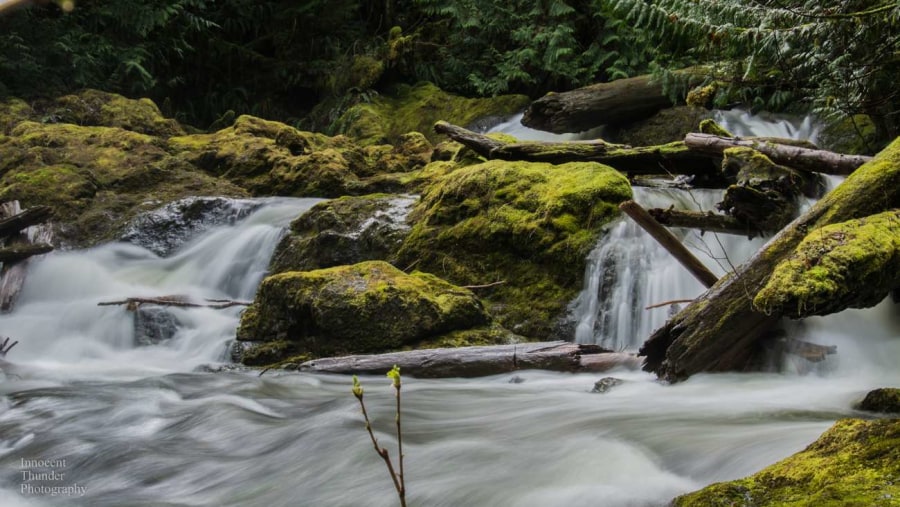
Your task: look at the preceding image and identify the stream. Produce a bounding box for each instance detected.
[0,112,898,507]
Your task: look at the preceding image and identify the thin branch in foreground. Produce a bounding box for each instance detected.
[0,336,18,357]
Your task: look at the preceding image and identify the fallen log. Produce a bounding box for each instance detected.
[685,133,873,175]
[620,201,719,288]
[640,137,900,382]
[0,243,53,263]
[98,296,251,310]
[647,207,761,238]
[0,206,52,238]
[522,68,705,134]
[434,121,725,184]
[295,341,643,378]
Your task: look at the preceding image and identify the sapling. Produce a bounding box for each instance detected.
[352,365,407,507]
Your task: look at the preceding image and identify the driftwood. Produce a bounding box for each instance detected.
[295,341,643,378]
[685,133,873,176]
[522,68,704,134]
[0,243,53,263]
[0,206,52,238]
[98,296,251,310]
[620,201,719,288]
[434,121,724,184]
[648,207,762,238]
[640,138,900,382]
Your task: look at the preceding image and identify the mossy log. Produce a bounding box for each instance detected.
[522,69,704,134]
[294,341,642,378]
[648,207,762,238]
[0,243,53,263]
[640,137,900,382]
[433,121,725,185]
[0,206,52,238]
[685,133,873,175]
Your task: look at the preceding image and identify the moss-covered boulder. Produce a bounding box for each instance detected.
[333,82,530,146]
[857,388,900,414]
[2,90,185,138]
[269,194,416,273]
[0,121,244,246]
[819,114,882,155]
[754,209,900,318]
[236,261,493,362]
[673,418,900,507]
[396,159,632,338]
[169,114,433,197]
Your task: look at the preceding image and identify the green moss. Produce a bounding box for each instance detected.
[334,82,530,145]
[237,261,493,360]
[0,98,34,134]
[754,209,900,317]
[397,159,631,337]
[857,389,900,414]
[819,114,882,155]
[699,119,734,137]
[674,418,900,507]
[413,322,520,349]
[240,340,299,367]
[40,89,184,138]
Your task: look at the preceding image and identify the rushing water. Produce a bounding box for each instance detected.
[0,113,897,507]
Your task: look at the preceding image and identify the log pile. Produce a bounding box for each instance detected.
[0,201,54,311]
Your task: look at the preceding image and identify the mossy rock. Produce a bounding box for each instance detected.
[754,209,900,318]
[236,260,492,360]
[396,159,632,338]
[269,193,416,273]
[857,388,900,414]
[819,114,882,155]
[607,106,712,147]
[32,89,185,138]
[333,82,530,146]
[0,121,244,246]
[673,418,900,507]
[0,98,35,134]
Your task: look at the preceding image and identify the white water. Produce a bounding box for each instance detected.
[0,113,897,507]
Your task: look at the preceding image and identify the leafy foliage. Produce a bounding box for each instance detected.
[605,0,900,139]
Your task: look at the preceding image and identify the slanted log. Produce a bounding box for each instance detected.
[434,121,725,185]
[522,68,704,134]
[648,207,762,238]
[685,133,873,175]
[296,341,642,378]
[0,243,53,263]
[641,138,900,382]
[620,201,719,288]
[0,206,52,238]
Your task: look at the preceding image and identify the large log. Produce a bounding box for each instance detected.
[434,121,724,184]
[648,207,762,238]
[522,69,704,134]
[685,133,873,175]
[640,138,900,382]
[295,341,642,378]
[0,243,53,263]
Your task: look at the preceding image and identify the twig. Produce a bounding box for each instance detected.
[98,296,251,310]
[645,298,695,310]
[461,280,506,290]
[0,336,18,357]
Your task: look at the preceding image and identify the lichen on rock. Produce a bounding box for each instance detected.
[754,209,900,318]
[396,159,632,338]
[673,418,900,507]
[236,260,493,359]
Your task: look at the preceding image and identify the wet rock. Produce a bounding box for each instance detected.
[591,377,623,394]
[133,307,179,346]
[857,388,900,414]
[269,194,416,273]
[121,197,261,257]
[606,106,712,147]
[237,261,492,361]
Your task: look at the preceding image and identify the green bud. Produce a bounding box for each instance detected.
[387,365,401,388]
[352,375,364,398]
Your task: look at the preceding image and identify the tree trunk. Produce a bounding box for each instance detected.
[647,207,762,238]
[294,341,642,378]
[522,68,705,134]
[0,206,52,238]
[640,138,900,382]
[434,121,725,185]
[685,133,873,175]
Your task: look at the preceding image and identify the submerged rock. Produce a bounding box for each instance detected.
[397,159,632,338]
[673,418,900,506]
[237,261,492,361]
[269,194,416,273]
[133,307,179,346]
[591,377,624,394]
[122,196,261,257]
[754,209,900,318]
